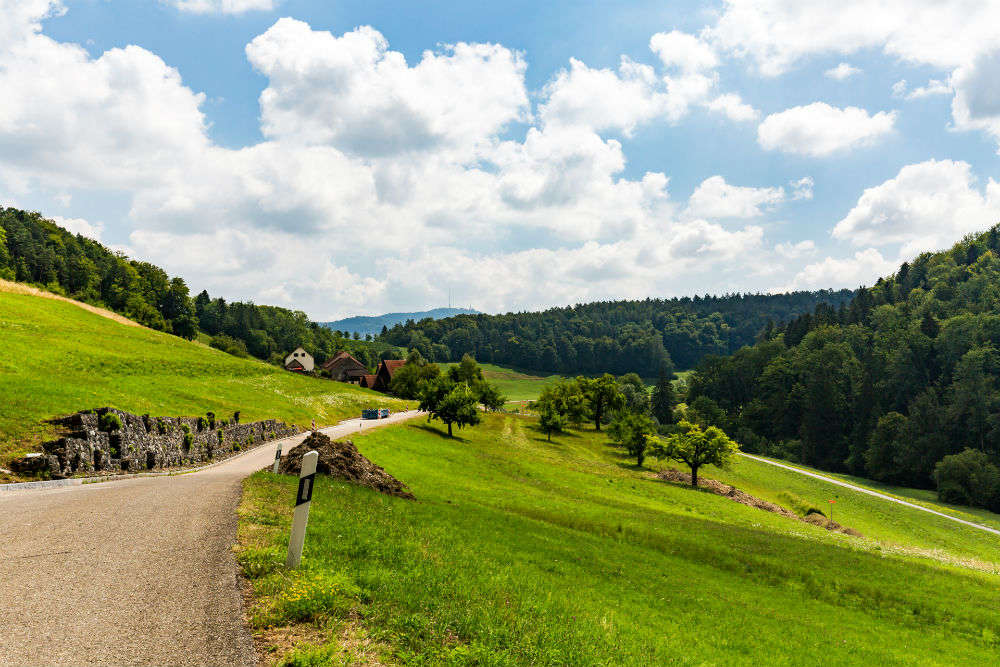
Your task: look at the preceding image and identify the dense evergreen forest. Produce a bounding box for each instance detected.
[0,208,401,369]
[687,225,1000,510]
[380,290,855,376]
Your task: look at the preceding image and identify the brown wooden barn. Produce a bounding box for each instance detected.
[321,351,368,383]
[373,359,406,392]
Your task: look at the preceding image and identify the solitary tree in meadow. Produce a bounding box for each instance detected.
[652,420,739,487]
[608,413,658,466]
[419,377,481,437]
[538,401,566,441]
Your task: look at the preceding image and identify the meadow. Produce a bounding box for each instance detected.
[237,414,1000,666]
[440,362,570,403]
[0,288,410,473]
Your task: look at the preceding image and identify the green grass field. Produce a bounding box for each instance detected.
[724,456,1000,534]
[0,288,410,473]
[440,362,571,403]
[238,415,1000,665]
[441,362,667,405]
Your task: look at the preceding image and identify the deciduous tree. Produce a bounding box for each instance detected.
[652,420,739,487]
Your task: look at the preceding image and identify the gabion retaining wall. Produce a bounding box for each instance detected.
[13,407,300,479]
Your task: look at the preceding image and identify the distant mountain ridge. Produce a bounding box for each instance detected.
[322,308,480,337]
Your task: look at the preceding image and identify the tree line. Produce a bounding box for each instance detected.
[379,290,855,376]
[686,225,1000,511]
[0,208,399,369]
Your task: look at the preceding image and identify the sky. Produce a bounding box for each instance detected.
[2,1,1000,320]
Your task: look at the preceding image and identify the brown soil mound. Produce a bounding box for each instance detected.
[657,468,861,537]
[279,431,415,500]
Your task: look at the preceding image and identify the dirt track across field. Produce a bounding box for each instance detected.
[0,411,420,666]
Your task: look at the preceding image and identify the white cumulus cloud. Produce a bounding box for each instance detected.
[789,176,814,200]
[165,0,277,14]
[706,93,758,122]
[825,63,860,80]
[833,159,1000,256]
[686,176,784,219]
[707,1,1000,148]
[539,57,669,135]
[50,215,103,241]
[951,51,1000,152]
[757,103,896,157]
[246,20,529,159]
[787,248,895,290]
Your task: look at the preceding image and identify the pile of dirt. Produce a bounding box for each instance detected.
[278,431,415,500]
[656,468,861,537]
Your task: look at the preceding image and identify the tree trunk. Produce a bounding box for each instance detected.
[594,405,602,431]
[690,465,698,487]
[448,422,453,437]
[547,431,551,441]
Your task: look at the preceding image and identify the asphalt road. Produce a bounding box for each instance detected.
[0,410,421,667]
[740,452,1000,537]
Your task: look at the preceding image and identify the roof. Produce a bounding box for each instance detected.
[321,351,366,372]
[382,359,406,376]
[360,374,377,387]
[285,359,305,371]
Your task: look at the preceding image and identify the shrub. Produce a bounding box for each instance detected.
[197,417,208,431]
[156,418,167,435]
[183,433,193,452]
[217,430,224,445]
[207,412,216,429]
[933,448,1000,511]
[209,333,249,358]
[181,423,191,434]
[233,411,241,424]
[777,491,825,517]
[99,412,122,432]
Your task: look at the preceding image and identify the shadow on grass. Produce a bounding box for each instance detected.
[412,423,469,443]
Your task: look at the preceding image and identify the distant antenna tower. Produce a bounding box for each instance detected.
[448,288,452,309]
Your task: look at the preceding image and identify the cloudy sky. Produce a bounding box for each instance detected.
[3,1,1000,319]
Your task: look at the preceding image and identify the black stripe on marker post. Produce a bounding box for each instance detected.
[296,473,316,506]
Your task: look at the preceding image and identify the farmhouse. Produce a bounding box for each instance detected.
[322,351,368,382]
[373,359,406,391]
[284,347,314,373]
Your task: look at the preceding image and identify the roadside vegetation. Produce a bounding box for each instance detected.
[0,287,410,474]
[238,414,1000,665]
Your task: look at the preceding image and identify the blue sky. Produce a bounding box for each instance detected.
[4,0,1000,318]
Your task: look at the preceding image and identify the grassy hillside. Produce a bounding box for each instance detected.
[441,362,570,403]
[0,287,410,472]
[238,415,1000,665]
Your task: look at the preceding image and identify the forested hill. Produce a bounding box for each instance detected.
[322,307,479,337]
[0,208,401,368]
[380,290,855,376]
[688,225,1000,509]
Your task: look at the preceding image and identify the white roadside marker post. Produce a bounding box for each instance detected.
[272,442,283,474]
[286,450,318,569]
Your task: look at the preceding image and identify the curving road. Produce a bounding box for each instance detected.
[0,410,420,667]
[740,453,1000,537]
